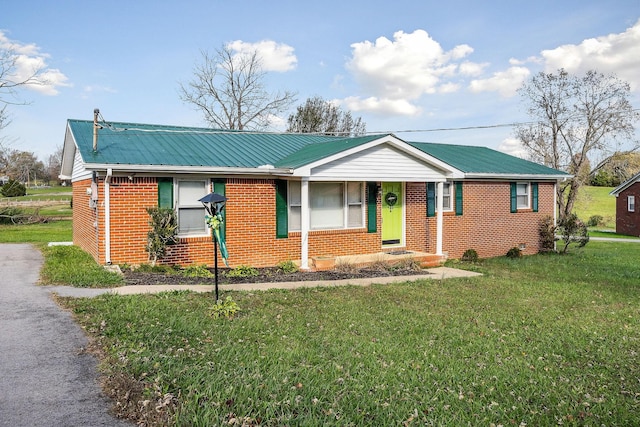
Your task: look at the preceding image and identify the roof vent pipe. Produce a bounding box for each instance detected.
[93,108,100,152]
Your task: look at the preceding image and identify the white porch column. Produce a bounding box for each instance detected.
[300,178,310,270]
[436,181,444,255]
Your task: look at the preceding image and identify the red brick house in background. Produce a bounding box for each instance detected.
[610,172,640,236]
[59,118,569,269]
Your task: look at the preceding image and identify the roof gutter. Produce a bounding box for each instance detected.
[463,173,572,181]
[83,164,294,176]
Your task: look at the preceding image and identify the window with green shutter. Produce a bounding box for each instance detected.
[426,183,436,217]
[510,182,517,213]
[366,182,377,233]
[455,181,463,216]
[158,178,173,208]
[275,180,288,238]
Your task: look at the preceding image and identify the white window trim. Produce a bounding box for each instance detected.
[516,182,531,210]
[288,181,365,231]
[435,182,453,212]
[628,195,636,212]
[288,181,302,232]
[176,179,209,237]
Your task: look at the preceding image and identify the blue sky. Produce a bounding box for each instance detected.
[2,0,640,161]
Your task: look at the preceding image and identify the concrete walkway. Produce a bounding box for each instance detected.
[47,267,482,298]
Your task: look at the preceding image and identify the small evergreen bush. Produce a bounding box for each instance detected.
[506,247,522,259]
[587,215,604,227]
[538,216,557,253]
[1,179,26,197]
[461,249,479,262]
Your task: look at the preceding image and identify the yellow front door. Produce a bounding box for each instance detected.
[381,182,403,246]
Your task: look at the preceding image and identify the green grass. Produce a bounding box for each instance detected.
[41,245,123,287]
[0,220,72,244]
[60,241,640,426]
[1,185,73,217]
[573,185,615,229]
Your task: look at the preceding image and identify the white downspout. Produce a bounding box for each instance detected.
[300,178,310,270]
[104,168,112,264]
[436,181,444,255]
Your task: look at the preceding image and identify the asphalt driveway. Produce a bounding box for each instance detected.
[0,244,131,427]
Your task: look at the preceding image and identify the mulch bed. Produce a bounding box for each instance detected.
[123,267,430,287]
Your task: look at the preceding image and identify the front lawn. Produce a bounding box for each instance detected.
[60,241,640,426]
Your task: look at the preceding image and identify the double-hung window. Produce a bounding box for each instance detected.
[288,181,302,231]
[288,181,364,231]
[436,182,453,211]
[629,195,636,212]
[177,180,208,235]
[516,183,530,209]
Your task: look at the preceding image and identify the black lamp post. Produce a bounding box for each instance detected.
[199,192,227,301]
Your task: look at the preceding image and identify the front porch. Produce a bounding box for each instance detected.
[309,251,445,271]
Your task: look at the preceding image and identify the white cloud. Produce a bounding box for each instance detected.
[468,66,530,97]
[344,29,486,115]
[497,137,528,158]
[341,96,422,116]
[540,18,640,90]
[0,30,71,96]
[227,39,297,72]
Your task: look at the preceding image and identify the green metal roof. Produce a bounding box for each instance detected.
[67,119,567,177]
[274,134,389,168]
[408,141,569,176]
[68,119,337,168]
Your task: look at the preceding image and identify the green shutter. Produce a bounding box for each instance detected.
[158,178,173,208]
[455,182,463,216]
[366,182,377,233]
[427,183,436,217]
[510,182,517,213]
[275,180,288,238]
[532,182,539,212]
[213,179,226,240]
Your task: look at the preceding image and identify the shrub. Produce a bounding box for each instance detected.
[210,296,241,319]
[1,179,26,197]
[461,249,479,262]
[227,264,259,278]
[557,213,589,254]
[0,206,25,224]
[145,207,178,266]
[506,247,522,259]
[276,260,298,274]
[587,215,604,227]
[538,216,557,253]
[181,264,213,278]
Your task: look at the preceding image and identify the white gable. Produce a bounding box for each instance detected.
[308,143,451,181]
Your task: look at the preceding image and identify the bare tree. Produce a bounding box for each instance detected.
[179,46,296,130]
[286,96,367,136]
[1,43,48,149]
[516,69,639,220]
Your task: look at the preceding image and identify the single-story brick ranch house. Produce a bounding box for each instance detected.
[59,118,569,269]
[610,172,640,236]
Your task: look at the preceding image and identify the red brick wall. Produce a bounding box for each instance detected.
[615,182,640,236]
[72,178,101,262]
[409,181,556,259]
[73,177,557,267]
